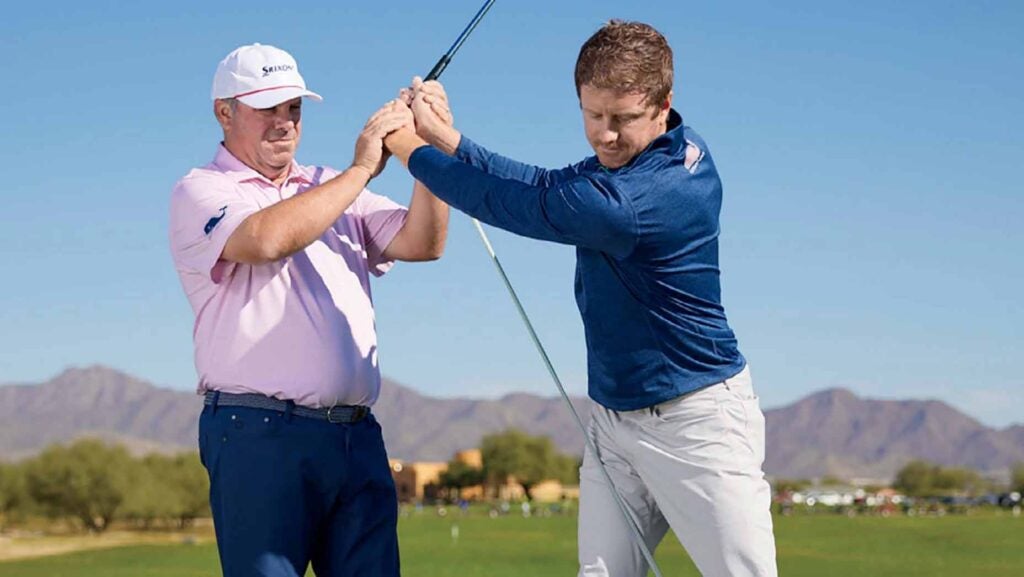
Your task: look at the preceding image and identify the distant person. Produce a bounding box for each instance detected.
[382,20,777,577]
[168,43,448,577]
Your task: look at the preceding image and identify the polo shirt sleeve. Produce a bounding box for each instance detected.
[408,145,638,259]
[456,136,583,187]
[169,174,259,284]
[352,188,408,277]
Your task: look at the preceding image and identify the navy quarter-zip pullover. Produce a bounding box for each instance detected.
[407,110,746,410]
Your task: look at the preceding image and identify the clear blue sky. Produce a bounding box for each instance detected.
[1,1,1021,426]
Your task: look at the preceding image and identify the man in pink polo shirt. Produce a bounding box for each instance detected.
[168,43,448,577]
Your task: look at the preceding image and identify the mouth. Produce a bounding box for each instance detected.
[598,149,628,168]
[600,150,625,162]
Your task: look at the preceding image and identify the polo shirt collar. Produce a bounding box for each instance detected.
[212,144,313,186]
[653,108,684,148]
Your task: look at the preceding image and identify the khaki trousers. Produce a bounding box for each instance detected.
[578,366,778,577]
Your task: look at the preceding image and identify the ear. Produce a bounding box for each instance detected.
[213,99,233,131]
[658,90,673,120]
[650,90,673,121]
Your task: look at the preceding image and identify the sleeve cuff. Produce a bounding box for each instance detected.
[366,210,407,277]
[409,145,456,185]
[454,134,477,163]
[197,209,251,284]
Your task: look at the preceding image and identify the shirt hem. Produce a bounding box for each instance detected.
[589,358,748,411]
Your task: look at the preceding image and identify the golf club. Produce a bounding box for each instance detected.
[424,0,496,82]
[420,3,664,575]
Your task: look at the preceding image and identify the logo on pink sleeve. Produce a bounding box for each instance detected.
[204,206,228,235]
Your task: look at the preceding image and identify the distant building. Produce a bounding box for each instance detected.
[455,449,482,468]
[530,479,580,503]
[452,449,486,500]
[389,448,579,503]
[390,460,446,503]
[490,477,578,502]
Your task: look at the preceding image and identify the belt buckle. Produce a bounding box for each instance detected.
[326,405,344,424]
[325,404,368,424]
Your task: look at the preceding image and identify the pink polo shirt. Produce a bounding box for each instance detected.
[169,145,407,408]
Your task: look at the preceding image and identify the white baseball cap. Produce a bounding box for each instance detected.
[211,43,323,109]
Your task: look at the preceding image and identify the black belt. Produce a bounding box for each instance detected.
[204,391,370,424]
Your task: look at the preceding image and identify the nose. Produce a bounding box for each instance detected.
[596,127,618,146]
[273,109,295,129]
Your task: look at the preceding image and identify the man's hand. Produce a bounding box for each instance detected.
[352,99,415,179]
[405,77,461,156]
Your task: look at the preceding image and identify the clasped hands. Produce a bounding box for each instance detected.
[351,77,459,179]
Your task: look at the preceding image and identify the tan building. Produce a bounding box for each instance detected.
[454,449,482,468]
[390,449,486,502]
[489,477,579,503]
[389,447,580,504]
[530,479,580,503]
[389,460,446,503]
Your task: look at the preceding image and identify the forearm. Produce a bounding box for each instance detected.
[386,129,551,243]
[405,146,557,243]
[382,180,449,261]
[223,166,372,264]
[454,136,576,187]
[406,146,637,258]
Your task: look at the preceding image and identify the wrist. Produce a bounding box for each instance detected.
[436,127,462,156]
[345,164,374,183]
[418,127,461,156]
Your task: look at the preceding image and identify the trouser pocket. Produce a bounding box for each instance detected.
[721,369,766,467]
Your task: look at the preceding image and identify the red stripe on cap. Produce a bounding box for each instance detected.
[232,85,305,98]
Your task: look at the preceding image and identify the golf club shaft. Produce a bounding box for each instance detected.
[468,222,664,577]
[423,3,663,575]
[424,0,496,82]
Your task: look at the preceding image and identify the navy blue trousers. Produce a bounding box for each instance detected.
[199,404,399,577]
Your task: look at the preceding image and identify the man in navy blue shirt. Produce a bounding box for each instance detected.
[382,20,777,577]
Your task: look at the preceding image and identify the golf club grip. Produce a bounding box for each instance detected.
[425,56,451,82]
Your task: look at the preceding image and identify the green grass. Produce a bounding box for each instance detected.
[2,512,1022,576]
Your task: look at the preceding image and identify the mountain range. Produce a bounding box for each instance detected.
[2,366,1021,480]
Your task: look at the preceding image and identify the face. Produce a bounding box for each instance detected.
[579,84,672,169]
[215,97,303,181]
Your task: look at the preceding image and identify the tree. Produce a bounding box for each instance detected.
[932,466,982,495]
[437,459,485,501]
[894,460,986,497]
[893,460,936,497]
[771,478,811,494]
[121,452,208,529]
[1012,462,1024,495]
[25,439,134,532]
[122,454,178,529]
[819,475,846,486]
[549,454,581,486]
[481,430,576,500]
[0,462,28,530]
[166,453,209,528]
